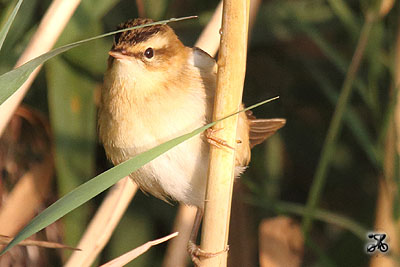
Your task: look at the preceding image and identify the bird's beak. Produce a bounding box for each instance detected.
[109,50,132,60]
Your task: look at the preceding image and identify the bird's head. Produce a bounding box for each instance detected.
[108,18,187,74]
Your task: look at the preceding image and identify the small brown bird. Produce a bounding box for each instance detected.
[98,18,285,263]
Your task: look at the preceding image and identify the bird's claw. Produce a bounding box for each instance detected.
[188,240,229,266]
[205,128,234,150]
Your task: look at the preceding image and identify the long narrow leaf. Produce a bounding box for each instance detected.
[326,0,359,35]
[0,15,196,105]
[297,23,371,109]
[302,17,375,236]
[0,0,23,51]
[100,232,178,267]
[307,63,381,167]
[0,97,278,255]
[274,201,368,240]
[250,198,368,240]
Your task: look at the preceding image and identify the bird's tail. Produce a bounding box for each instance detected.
[246,111,286,148]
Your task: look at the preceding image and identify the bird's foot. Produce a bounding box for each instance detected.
[188,240,229,266]
[205,128,234,150]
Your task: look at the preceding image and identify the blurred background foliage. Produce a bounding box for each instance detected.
[0,0,399,266]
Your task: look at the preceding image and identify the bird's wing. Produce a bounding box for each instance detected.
[192,47,218,75]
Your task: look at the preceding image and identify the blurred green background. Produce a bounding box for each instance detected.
[1,0,399,266]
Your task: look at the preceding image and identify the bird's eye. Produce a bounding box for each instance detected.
[114,32,122,44]
[144,47,154,59]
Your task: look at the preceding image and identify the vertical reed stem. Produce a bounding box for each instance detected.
[200,0,250,266]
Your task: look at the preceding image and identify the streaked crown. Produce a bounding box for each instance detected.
[113,18,170,48]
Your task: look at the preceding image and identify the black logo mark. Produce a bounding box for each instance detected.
[367,233,388,253]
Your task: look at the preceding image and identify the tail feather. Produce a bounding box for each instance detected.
[247,111,286,148]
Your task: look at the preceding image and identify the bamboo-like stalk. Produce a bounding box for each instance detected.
[392,6,400,177]
[259,217,303,267]
[0,143,53,239]
[64,177,137,267]
[0,155,53,238]
[370,12,400,267]
[195,1,223,57]
[163,4,223,266]
[0,106,54,255]
[0,235,78,250]
[135,0,146,18]
[200,1,250,266]
[163,1,261,265]
[370,178,397,267]
[162,205,196,267]
[0,0,81,136]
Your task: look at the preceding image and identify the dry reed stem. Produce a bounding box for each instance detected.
[0,153,53,238]
[195,1,223,57]
[0,235,79,251]
[0,0,81,136]
[163,2,261,266]
[394,15,400,157]
[248,0,261,40]
[0,105,53,239]
[100,232,178,267]
[200,0,250,266]
[195,0,260,57]
[228,183,255,267]
[135,0,146,18]
[162,3,223,266]
[259,217,303,267]
[370,14,400,267]
[64,177,138,267]
[379,0,395,17]
[163,205,197,267]
[370,178,397,267]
